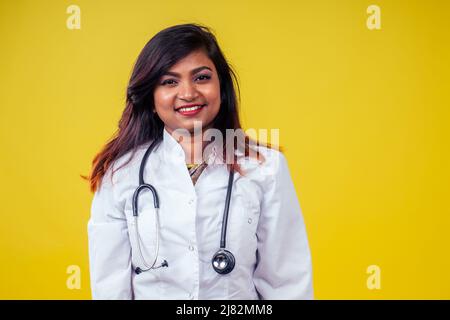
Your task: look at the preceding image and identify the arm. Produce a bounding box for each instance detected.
[253,152,314,299]
[87,174,133,299]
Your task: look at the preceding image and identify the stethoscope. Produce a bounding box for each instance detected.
[133,136,236,275]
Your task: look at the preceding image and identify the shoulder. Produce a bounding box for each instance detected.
[238,144,288,180]
[232,145,292,213]
[236,144,290,196]
[97,141,155,201]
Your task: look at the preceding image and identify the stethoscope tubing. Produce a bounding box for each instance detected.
[132,134,235,275]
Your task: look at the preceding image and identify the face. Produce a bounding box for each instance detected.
[153,49,221,135]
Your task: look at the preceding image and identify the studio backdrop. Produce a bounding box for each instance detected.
[0,0,449,299]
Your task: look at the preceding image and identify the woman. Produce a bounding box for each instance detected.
[86,23,313,300]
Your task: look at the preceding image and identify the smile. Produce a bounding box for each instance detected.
[176,104,206,116]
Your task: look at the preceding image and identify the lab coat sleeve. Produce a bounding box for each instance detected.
[253,152,314,299]
[87,175,133,300]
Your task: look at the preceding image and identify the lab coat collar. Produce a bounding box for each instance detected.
[161,127,221,166]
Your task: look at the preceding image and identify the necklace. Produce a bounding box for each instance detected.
[186,162,208,185]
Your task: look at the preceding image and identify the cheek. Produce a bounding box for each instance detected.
[154,90,175,111]
[203,83,221,105]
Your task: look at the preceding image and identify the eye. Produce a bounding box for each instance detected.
[161,79,177,86]
[160,74,211,86]
[196,74,211,81]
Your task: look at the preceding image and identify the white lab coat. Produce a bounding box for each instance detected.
[87,128,313,300]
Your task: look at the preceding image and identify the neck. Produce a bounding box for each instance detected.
[180,131,205,164]
[165,127,206,164]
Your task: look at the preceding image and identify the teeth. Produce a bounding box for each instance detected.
[178,105,204,112]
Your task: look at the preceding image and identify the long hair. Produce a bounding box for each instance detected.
[84,23,278,193]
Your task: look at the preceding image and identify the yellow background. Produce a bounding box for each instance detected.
[0,0,449,299]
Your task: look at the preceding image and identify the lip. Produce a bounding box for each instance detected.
[174,103,206,111]
[175,103,207,117]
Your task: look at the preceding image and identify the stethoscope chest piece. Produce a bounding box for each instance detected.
[212,249,235,274]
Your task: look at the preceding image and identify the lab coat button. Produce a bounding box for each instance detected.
[188,245,195,251]
[188,293,194,300]
[188,198,194,205]
[248,218,252,224]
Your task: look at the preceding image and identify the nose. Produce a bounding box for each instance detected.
[177,80,199,101]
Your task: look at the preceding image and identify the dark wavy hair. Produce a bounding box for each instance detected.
[84,23,277,193]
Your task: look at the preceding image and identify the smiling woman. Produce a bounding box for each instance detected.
[153,50,221,136]
[85,23,313,300]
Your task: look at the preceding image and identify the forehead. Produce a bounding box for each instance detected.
[168,49,215,72]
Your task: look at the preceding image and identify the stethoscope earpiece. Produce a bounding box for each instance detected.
[212,249,235,274]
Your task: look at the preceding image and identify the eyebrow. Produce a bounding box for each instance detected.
[161,66,212,77]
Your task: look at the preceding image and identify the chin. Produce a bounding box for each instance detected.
[179,118,210,131]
